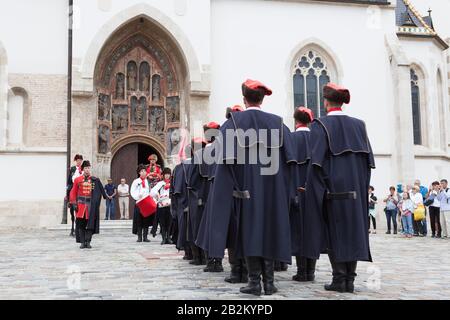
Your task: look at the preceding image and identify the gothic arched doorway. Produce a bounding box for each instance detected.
[111,142,164,219]
[94,16,189,166]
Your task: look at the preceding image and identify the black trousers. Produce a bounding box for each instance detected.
[368,215,376,230]
[151,209,160,236]
[76,218,92,243]
[158,206,172,237]
[429,206,441,237]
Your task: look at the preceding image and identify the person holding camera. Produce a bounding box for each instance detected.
[383,186,398,234]
[425,181,441,238]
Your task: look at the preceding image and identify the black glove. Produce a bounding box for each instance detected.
[71,204,78,212]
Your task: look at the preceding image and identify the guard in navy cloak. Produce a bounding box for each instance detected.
[172,154,193,260]
[205,80,296,296]
[288,107,318,282]
[197,122,225,273]
[196,106,248,283]
[186,137,208,266]
[303,83,375,293]
[168,166,179,246]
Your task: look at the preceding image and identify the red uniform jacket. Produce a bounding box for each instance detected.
[70,175,94,219]
[147,164,162,182]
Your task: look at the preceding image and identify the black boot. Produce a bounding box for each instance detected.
[79,229,86,249]
[324,260,346,293]
[189,245,202,265]
[183,246,193,260]
[241,260,249,283]
[85,231,92,249]
[214,258,224,272]
[161,230,166,245]
[292,256,308,282]
[306,258,317,282]
[143,227,150,243]
[274,261,281,272]
[262,259,278,295]
[137,227,143,243]
[200,249,208,265]
[203,258,215,272]
[346,261,357,293]
[225,250,245,283]
[240,257,262,296]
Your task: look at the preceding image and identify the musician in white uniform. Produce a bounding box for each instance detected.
[131,164,158,243]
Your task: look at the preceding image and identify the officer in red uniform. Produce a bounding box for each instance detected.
[70,161,107,249]
[147,154,162,188]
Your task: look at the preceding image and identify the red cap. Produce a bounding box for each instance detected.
[204,122,220,130]
[243,79,272,96]
[323,83,350,104]
[231,105,244,112]
[296,106,314,122]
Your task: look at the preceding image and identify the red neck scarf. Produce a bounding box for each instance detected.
[140,177,146,188]
[164,178,171,190]
[327,107,343,114]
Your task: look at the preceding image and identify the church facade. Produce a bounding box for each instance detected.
[0,0,449,227]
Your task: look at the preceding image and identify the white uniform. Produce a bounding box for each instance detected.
[151,180,171,208]
[72,166,82,183]
[130,178,157,202]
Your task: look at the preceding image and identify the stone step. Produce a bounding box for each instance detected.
[47,220,133,231]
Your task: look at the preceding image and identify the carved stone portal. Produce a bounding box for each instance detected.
[96,33,182,156]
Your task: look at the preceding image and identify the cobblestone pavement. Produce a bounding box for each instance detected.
[0,227,449,300]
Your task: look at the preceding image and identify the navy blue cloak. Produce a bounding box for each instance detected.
[303,115,375,263]
[172,160,192,250]
[289,130,311,257]
[200,109,296,263]
[187,149,210,243]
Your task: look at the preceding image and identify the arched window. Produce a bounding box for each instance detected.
[293,49,332,118]
[410,68,422,145]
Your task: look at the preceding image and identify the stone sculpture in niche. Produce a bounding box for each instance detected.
[166,96,180,123]
[152,75,161,102]
[98,94,110,121]
[115,73,125,99]
[139,62,150,93]
[112,105,128,131]
[127,61,138,91]
[98,126,110,154]
[136,97,146,124]
[149,107,164,133]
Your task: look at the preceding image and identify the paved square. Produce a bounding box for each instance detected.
[0,227,449,300]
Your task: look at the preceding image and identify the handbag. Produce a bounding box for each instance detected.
[413,204,425,221]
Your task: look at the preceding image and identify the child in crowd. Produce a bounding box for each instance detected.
[398,192,414,238]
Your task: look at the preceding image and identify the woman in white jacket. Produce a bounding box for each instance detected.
[131,164,158,242]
